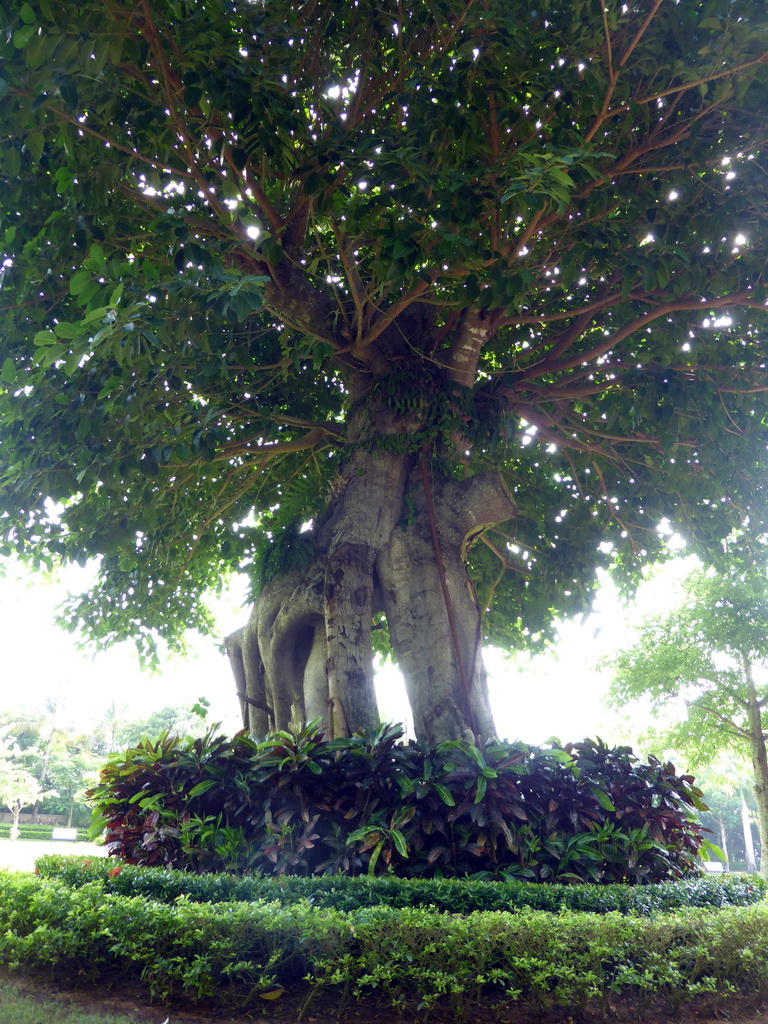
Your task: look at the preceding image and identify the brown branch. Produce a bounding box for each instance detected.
[332,220,368,345]
[138,0,232,228]
[618,0,664,69]
[592,460,629,533]
[618,50,768,112]
[600,0,615,81]
[479,535,529,576]
[10,89,196,180]
[534,291,755,378]
[221,148,284,236]
[509,208,546,259]
[504,289,645,328]
[689,699,751,741]
[584,0,618,144]
[175,470,254,581]
[167,427,330,471]
[356,279,433,349]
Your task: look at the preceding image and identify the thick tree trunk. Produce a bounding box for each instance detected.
[226,457,516,744]
[319,442,411,737]
[225,340,517,745]
[745,661,768,879]
[378,467,516,742]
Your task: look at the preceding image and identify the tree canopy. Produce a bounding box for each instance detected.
[2,0,768,739]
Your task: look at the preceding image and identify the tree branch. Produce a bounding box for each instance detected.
[618,0,664,70]
[532,291,756,378]
[689,699,751,741]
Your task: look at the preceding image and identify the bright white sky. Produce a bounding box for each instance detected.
[0,553,693,747]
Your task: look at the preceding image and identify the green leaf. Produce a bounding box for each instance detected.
[188,780,219,797]
[85,244,107,274]
[54,321,82,339]
[589,786,616,812]
[4,147,21,177]
[1,358,16,385]
[59,77,79,109]
[391,238,414,259]
[69,269,92,296]
[32,330,57,346]
[13,24,36,49]
[434,783,455,806]
[390,829,408,858]
[25,132,45,164]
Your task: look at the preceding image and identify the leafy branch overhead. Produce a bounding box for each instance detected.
[1,0,768,668]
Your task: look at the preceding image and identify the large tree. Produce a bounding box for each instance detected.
[607,568,768,877]
[2,0,768,742]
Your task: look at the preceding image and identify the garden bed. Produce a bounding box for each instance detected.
[2,864,768,1021]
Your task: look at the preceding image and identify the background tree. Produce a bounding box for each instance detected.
[0,729,57,838]
[607,567,768,877]
[0,708,102,826]
[692,757,760,873]
[114,703,208,749]
[3,1,768,742]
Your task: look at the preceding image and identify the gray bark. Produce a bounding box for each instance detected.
[317,436,412,737]
[717,811,730,871]
[226,425,413,738]
[745,659,768,879]
[226,558,329,734]
[225,336,518,743]
[378,468,516,742]
[740,795,757,874]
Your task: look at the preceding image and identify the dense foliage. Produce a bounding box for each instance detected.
[3,870,768,1018]
[2,0,768,740]
[37,854,765,916]
[88,725,707,883]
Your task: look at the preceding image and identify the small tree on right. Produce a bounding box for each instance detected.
[607,567,768,878]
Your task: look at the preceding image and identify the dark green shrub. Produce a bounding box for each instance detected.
[87,725,708,882]
[35,854,766,915]
[3,871,768,1018]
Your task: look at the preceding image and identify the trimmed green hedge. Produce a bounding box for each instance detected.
[35,855,766,916]
[0,825,89,842]
[2,870,768,1018]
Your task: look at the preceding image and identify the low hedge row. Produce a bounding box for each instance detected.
[0,825,89,842]
[2,870,768,1018]
[35,855,766,916]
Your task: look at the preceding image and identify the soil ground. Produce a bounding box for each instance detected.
[6,972,768,1024]
[3,844,768,1024]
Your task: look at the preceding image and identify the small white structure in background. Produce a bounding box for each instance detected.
[701,861,725,874]
[51,827,78,842]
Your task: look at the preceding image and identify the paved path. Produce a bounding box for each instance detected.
[0,838,106,873]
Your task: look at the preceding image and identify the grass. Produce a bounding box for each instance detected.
[0,979,155,1024]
